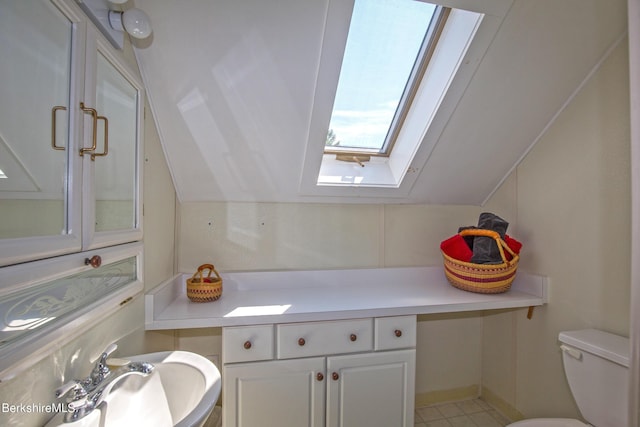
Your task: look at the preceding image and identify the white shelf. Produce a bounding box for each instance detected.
[145,266,548,329]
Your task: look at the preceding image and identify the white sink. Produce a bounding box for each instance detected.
[45,351,221,427]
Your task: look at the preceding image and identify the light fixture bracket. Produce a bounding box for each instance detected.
[77,0,125,49]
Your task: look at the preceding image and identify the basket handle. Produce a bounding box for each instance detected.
[190,264,221,284]
[458,229,518,265]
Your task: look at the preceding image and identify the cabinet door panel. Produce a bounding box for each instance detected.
[223,358,325,427]
[82,33,143,249]
[327,350,415,427]
[0,0,83,265]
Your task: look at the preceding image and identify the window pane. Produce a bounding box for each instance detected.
[327,0,436,152]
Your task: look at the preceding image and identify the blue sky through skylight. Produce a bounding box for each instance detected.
[327,0,437,151]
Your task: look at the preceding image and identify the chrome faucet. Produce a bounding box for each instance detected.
[55,344,155,423]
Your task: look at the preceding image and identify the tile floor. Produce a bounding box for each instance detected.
[205,398,511,426]
[415,399,511,427]
[204,406,222,427]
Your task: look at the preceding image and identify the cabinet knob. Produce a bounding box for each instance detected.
[84,255,102,268]
[332,372,339,381]
[316,373,324,381]
[298,338,306,346]
[350,333,357,342]
[243,341,252,350]
[394,329,403,338]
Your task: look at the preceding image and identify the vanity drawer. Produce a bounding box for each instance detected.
[374,315,417,351]
[223,325,274,363]
[277,318,373,359]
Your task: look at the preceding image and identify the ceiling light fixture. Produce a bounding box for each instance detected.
[76,0,152,50]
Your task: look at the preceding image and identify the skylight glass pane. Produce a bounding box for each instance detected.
[326,0,437,152]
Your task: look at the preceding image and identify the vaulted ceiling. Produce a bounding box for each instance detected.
[133,0,627,204]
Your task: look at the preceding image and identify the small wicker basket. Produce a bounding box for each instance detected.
[186,264,223,302]
[441,229,519,294]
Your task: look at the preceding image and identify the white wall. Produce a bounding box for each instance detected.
[175,201,487,399]
[482,36,631,419]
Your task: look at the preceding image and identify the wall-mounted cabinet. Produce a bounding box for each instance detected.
[0,0,143,267]
[0,241,143,380]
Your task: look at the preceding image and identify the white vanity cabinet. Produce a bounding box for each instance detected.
[0,0,143,267]
[222,315,416,427]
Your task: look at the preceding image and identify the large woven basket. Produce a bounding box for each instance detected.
[441,229,519,294]
[186,264,223,302]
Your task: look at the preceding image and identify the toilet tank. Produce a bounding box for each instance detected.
[559,329,629,427]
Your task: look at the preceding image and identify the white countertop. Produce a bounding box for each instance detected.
[145,266,548,329]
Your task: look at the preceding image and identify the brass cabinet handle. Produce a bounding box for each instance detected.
[243,341,252,350]
[79,102,98,158]
[51,106,67,151]
[298,338,306,346]
[91,115,109,161]
[394,329,403,338]
[350,334,357,342]
[332,372,339,381]
[316,373,324,381]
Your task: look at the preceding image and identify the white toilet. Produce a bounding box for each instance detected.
[508,329,629,427]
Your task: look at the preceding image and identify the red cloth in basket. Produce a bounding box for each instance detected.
[440,233,522,263]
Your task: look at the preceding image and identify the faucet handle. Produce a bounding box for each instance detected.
[55,381,87,400]
[89,343,118,385]
[100,343,118,362]
[97,343,118,368]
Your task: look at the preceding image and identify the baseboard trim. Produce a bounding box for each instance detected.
[480,386,524,422]
[415,385,524,423]
[415,385,480,407]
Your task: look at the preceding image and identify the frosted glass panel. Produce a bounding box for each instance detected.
[0,257,136,349]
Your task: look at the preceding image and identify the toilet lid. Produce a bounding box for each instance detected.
[508,419,589,427]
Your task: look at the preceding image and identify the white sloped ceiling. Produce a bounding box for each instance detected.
[133,0,627,204]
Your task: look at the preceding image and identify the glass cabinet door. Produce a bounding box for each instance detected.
[82,32,143,250]
[0,0,82,266]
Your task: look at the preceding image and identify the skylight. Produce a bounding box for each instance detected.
[301,1,491,194]
[325,0,445,156]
